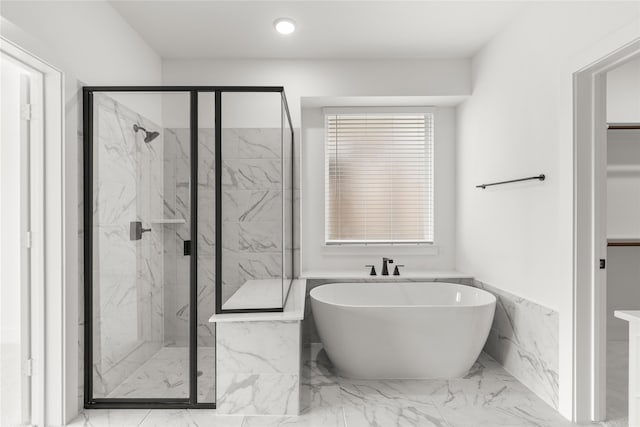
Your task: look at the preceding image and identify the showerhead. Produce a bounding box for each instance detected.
[133,124,160,143]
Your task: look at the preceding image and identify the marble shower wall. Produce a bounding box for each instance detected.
[221,128,284,307]
[162,128,216,346]
[162,127,288,342]
[473,279,560,410]
[91,94,164,397]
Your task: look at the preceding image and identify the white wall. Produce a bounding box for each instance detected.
[0,1,162,424]
[301,105,457,274]
[455,1,640,419]
[163,58,471,128]
[0,0,162,121]
[607,56,640,123]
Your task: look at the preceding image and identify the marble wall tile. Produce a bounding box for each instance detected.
[138,409,243,427]
[217,373,300,416]
[222,159,282,190]
[473,279,559,410]
[222,128,282,159]
[222,190,282,223]
[216,320,302,416]
[222,222,282,254]
[221,128,286,308]
[221,253,283,303]
[217,321,299,373]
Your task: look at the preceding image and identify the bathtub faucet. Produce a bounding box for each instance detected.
[382,257,394,276]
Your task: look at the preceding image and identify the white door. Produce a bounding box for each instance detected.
[0,50,44,427]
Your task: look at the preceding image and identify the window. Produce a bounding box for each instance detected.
[325,108,434,244]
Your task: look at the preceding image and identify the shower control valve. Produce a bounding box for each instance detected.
[130,221,152,241]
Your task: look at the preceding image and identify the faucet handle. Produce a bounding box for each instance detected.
[365,265,377,276]
[393,265,404,276]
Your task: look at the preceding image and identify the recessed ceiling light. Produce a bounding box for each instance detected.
[274,18,295,35]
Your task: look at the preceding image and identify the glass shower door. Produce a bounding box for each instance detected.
[89,91,192,401]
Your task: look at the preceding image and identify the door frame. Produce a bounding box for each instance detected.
[0,37,63,427]
[573,37,640,422]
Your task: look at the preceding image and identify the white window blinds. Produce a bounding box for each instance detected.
[325,110,434,244]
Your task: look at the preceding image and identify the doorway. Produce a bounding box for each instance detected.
[0,47,45,427]
[573,38,640,424]
[603,58,640,426]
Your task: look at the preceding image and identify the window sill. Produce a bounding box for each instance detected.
[321,243,440,256]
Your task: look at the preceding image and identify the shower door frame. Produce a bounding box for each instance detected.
[82,86,294,410]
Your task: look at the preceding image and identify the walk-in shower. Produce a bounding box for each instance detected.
[83,87,294,409]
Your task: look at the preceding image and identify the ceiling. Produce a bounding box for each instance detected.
[109,1,525,60]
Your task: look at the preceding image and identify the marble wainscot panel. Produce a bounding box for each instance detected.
[91,94,164,397]
[211,279,306,416]
[473,279,559,409]
[303,275,474,344]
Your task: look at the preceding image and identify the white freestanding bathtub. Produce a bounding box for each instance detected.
[310,282,496,379]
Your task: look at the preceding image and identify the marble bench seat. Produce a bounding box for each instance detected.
[209,279,306,416]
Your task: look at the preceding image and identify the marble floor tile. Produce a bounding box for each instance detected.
[436,405,575,427]
[107,346,214,400]
[66,409,151,427]
[428,378,534,409]
[241,407,346,427]
[342,398,448,427]
[139,409,243,427]
[73,344,588,427]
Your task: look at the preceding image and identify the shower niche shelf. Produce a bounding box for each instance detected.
[150,218,186,225]
[607,165,640,174]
